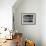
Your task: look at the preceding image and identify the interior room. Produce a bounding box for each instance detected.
[0,0,46,46]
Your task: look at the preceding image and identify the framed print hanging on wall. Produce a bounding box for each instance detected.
[21,13,36,25]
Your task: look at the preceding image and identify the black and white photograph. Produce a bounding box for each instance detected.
[21,13,36,25]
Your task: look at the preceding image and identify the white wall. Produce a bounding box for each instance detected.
[13,0,46,46]
[0,0,16,29]
[41,0,46,46]
[13,0,41,46]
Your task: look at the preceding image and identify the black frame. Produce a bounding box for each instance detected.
[21,13,36,25]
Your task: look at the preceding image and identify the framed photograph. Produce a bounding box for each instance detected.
[21,13,36,25]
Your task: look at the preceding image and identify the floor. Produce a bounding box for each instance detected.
[0,39,16,46]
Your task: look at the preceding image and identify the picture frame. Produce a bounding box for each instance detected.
[21,13,36,25]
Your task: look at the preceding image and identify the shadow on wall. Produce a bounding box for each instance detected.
[12,0,24,10]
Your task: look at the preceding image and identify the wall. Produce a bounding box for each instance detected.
[13,0,41,46]
[0,0,16,30]
[41,0,46,46]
